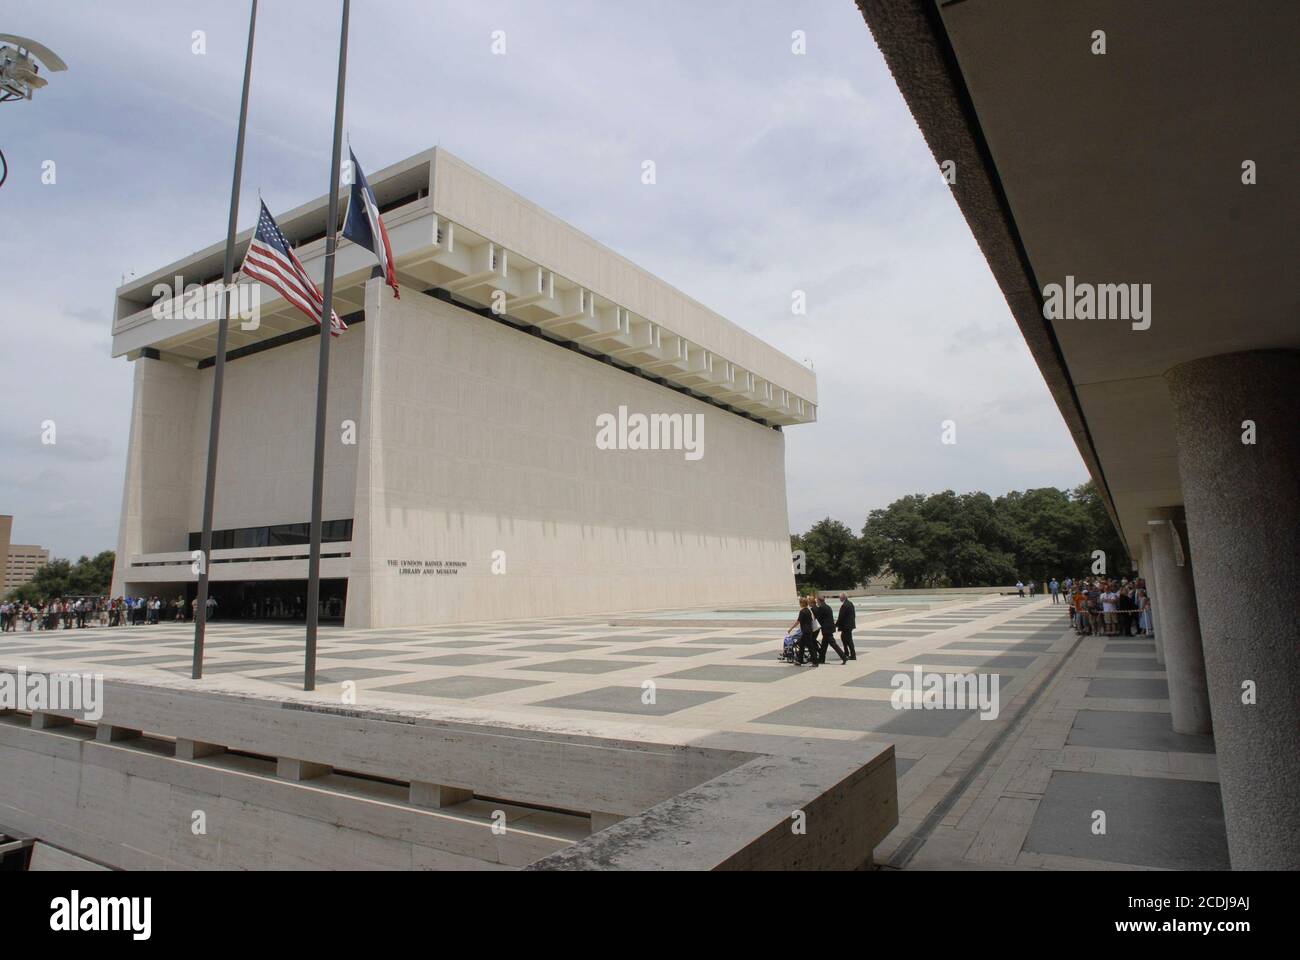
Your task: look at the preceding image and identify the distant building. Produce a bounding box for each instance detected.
[0,515,50,592]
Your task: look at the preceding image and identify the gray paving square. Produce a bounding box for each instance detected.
[903,653,1037,669]
[375,675,547,699]
[261,666,407,683]
[1067,709,1214,753]
[1022,770,1228,870]
[297,635,416,646]
[845,670,910,689]
[1086,678,1170,700]
[942,641,1049,652]
[662,664,796,684]
[754,697,979,736]
[623,646,725,658]
[92,654,188,666]
[572,634,662,644]
[1104,641,1155,653]
[316,647,415,660]
[532,686,729,717]
[1095,657,1163,672]
[509,643,601,653]
[421,640,507,649]
[166,659,292,675]
[684,635,772,645]
[396,653,515,667]
[513,658,644,675]
[14,650,98,658]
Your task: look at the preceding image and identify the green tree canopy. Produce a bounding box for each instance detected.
[792,517,862,590]
[6,551,115,603]
[796,481,1128,590]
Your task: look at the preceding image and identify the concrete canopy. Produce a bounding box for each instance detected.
[858,0,1300,551]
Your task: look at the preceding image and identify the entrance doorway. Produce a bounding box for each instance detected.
[186,579,347,623]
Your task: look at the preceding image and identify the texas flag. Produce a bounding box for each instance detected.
[341,147,400,299]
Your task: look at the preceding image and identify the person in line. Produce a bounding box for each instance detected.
[788,596,820,667]
[835,593,856,661]
[1100,583,1119,636]
[1074,585,1090,635]
[813,594,848,665]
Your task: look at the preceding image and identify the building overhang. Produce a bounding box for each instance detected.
[857,0,1300,551]
[112,148,817,428]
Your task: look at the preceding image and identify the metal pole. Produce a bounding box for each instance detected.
[192,0,259,680]
[304,0,351,691]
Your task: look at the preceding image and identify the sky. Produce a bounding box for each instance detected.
[0,0,1088,561]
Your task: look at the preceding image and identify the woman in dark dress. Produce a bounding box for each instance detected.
[787,596,820,667]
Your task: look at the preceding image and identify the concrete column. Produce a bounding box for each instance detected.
[1166,350,1300,870]
[1139,533,1166,665]
[30,712,73,730]
[95,724,141,743]
[277,758,331,781]
[590,811,626,834]
[175,738,225,760]
[409,782,472,809]
[1144,509,1212,734]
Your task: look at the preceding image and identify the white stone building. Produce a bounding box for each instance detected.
[109,148,816,627]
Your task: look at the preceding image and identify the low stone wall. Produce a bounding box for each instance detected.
[0,669,897,871]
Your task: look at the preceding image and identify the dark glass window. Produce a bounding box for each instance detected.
[188,519,352,552]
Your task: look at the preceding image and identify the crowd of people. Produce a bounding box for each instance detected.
[1034,575,1153,637]
[0,595,216,632]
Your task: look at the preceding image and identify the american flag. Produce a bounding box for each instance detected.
[241,201,346,335]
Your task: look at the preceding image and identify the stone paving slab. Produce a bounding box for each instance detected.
[942,641,1050,652]
[508,642,603,653]
[754,696,979,737]
[1022,770,1228,870]
[903,653,1038,669]
[661,664,799,684]
[1066,709,1215,754]
[1085,678,1170,700]
[512,658,645,675]
[531,686,730,717]
[621,646,726,658]
[261,666,408,684]
[395,653,518,667]
[374,675,548,699]
[1095,657,1164,672]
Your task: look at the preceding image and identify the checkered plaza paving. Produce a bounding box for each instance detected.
[0,593,1227,870]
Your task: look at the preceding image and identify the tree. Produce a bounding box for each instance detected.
[1072,480,1130,576]
[6,551,115,603]
[794,518,862,590]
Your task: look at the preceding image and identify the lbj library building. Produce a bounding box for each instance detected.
[109,148,817,628]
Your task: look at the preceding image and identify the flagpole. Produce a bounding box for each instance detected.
[304,0,351,691]
[192,0,259,680]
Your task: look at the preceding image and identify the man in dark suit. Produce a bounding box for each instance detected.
[836,593,857,660]
[813,594,848,664]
